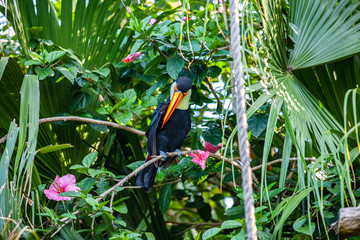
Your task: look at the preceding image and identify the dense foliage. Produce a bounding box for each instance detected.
[1,0,360,239]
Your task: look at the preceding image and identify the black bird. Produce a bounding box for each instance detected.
[136,76,192,192]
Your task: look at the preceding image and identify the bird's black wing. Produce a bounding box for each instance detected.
[145,101,169,156]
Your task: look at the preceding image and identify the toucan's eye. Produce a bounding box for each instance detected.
[174,84,178,91]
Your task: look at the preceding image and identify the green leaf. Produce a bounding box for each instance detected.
[38,144,73,153]
[293,216,316,236]
[202,227,221,240]
[69,164,85,170]
[24,60,42,66]
[114,218,127,227]
[46,50,66,63]
[221,220,242,229]
[58,191,81,198]
[247,113,269,138]
[224,205,244,216]
[114,111,133,125]
[61,213,77,219]
[113,203,128,214]
[144,55,164,75]
[213,50,230,57]
[127,161,143,170]
[159,184,172,213]
[94,68,110,77]
[203,123,222,146]
[207,66,222,78]
[145,232,156,240]
[55,66,76,84]
[82,152,98,168]
[85,197,98,207]
[70,92,91,112]
[123,89,137,105]
[166,55,184,79]
[35,66,53,80]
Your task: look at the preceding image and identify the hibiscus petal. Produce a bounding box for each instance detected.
[59,174,76,189]
[188,152,199,158]
[200,159,206,170]
[64,185,81,192]
[49,175,60,191]
[44,189,62,201]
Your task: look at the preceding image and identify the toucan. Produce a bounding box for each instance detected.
[136,76,193,192]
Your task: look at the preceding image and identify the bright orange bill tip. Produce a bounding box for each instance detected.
[161,91,184,129]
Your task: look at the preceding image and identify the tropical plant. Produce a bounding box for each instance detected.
[1,0,360,239]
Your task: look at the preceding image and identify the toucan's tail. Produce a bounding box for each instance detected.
[136,164,157,193]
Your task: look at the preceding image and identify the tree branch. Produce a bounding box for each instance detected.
[0,116,145,144]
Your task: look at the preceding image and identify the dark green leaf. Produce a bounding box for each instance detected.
[203,123,222,146]
[207,66,222,78]
[70,92,91,112]
[224,205,244,216]
[159,184,172,213]
[248,113,269,138]
[167,55,184,79]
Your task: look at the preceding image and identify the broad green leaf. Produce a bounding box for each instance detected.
[46,50,66,63]
[69,92,91,112]
[224,205,244,216]
[55,66,76,84]
[82,152,98,168]
[166,55,184,79]
[85,197,98,207]
[127,161,143,170]
[207,66,222,78]
[113,203,128,214]
[114,111,133,125]
[221,220,242,229]
[35,67,53,80]
[247,113,268,138]
[202,227,221,240]
[159,184,172,213]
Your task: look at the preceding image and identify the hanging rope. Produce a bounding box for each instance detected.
[228,0,258,239]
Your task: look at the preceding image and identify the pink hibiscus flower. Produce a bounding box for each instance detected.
[149,18,157,25]
[44,174,81,201]
[204,141,222,153]
[121,52,142,63]
[189,150,209,170]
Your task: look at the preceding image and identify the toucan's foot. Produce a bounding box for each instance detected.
[176,149,182,158]
[159,151,167,161]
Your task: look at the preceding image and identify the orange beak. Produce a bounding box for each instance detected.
[161,91,184,129]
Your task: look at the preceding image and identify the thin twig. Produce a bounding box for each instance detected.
[0,116,145,144]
